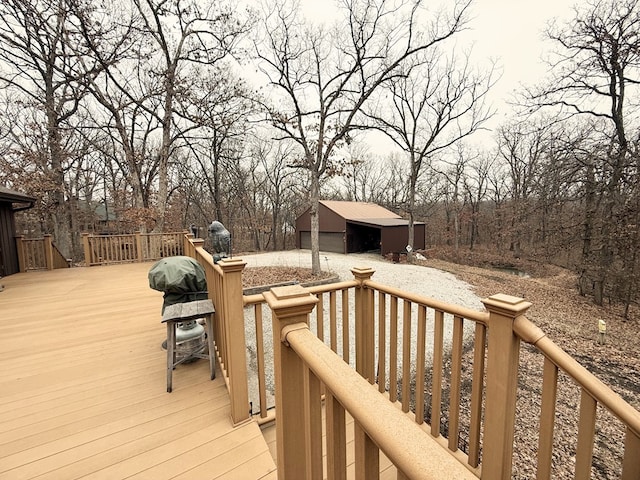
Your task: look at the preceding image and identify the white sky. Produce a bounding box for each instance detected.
[466,0,575,111]
[297,0,577,152]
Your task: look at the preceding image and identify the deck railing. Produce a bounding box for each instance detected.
[82,231,185,266]
[184,236,640,479]
[186,236,251,425]
[15,235,70,271]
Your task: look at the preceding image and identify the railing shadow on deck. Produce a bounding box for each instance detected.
[187,235,640,480]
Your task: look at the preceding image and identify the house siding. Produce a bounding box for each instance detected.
[0,202,19,276]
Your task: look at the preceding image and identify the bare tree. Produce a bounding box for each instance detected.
[366,48,495,261]
[251,135,301,250]
[256,0,475,274]
[0,0,99,257]
[495,120,549,258]
[464,152,492,250]
[527,0,640,306]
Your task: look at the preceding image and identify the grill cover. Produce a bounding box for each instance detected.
[148,256,208,312]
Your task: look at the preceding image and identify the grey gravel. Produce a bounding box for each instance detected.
[237,250,484,416]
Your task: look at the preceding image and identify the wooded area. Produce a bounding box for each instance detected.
[0,0,638,315]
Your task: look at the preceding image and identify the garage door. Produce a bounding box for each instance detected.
[299,232,345,253]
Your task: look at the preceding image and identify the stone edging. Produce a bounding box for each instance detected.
[242,274,341,296]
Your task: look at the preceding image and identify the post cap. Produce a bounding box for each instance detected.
[482,294,532,317]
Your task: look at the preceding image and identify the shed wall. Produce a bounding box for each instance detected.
[380,224,426,255]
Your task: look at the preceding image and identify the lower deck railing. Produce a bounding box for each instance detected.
[185,236,640,479]
[82,232,185,266]
[15,235,70,271]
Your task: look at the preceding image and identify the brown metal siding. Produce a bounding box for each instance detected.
[0,203,19,276]
[296,203,347,250]
[295,203,347,232]
[380,224,426,255]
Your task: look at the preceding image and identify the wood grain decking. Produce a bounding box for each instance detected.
[0,263,276,480]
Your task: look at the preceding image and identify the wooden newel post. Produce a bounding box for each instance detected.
[134,232,143,262]
[183,232,193,257]
[217,257,250,426]
[351,267,375,381]
[82,233,91,266]
[481,294,532,480]
[43,235,54,270]
[264,285,319,480]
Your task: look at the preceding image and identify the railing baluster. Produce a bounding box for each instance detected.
[415,305,427,425]
[254,303,268,420]
[622,426,640,479]
[330,290,337,352]
[305,367,323,479]
[575,389,597,480]
[316,292,324,341]
[377,291,387,394]
[365,285,375,383]
[448,315,464,452]
[401,299,412,413]
[389,295,399,403]
[326,391,347,480]
[468,321,486,468]
[537,357,558,479]
[431,309,444,438]
[342,288,349,364]
[355,423,380,480]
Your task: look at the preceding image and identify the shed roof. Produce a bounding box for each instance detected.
[0,186,36,206]
[321,201,401,221]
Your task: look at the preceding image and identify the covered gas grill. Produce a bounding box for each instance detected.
[148,256,215,392]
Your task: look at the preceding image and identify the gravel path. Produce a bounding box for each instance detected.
[238,250,485,416]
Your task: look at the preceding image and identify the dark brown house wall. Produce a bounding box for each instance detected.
[380,224,426,255]
[0,202,18,276]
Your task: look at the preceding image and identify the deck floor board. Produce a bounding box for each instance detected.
[0,263,275,479]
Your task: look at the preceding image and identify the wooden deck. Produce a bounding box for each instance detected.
[0,263,276,480]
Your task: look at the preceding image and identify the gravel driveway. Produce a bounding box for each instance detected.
[241,249,483,309]
[238,250,485,415]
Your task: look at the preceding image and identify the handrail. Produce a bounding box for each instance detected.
[285,325,477,480]
[243,280,359,306]
[188,239,250,426]
[364,279,489,325]
[515,316,640,436]
[183,240,640,478]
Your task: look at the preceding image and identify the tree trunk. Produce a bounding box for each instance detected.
[579,162,596,296]
[310,173,321,275]
[155,64,176,233]
[45,90,72,259]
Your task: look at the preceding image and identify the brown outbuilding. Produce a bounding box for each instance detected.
[295,200,425,256]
